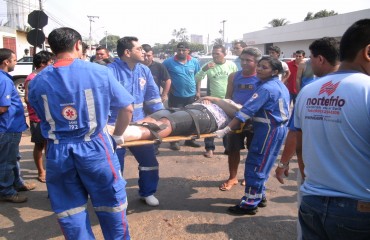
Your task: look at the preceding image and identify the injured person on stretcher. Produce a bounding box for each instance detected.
[108,97,249,144]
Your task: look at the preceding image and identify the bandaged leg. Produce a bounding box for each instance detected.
[123,125,143,141]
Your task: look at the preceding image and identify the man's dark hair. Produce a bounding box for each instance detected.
[212,44,226,55]
[296,50,305,56]
[309,37,340,66]
[269,46,281,54]
[117,36,138,57]
[96,46,110,54]
[48,27,82,55]
[259,56,284,75]
[241,47,262,61]
[0,48,15,64]
[233,41,247,48]
[142,44,152,53]
[82,42,88,54]
[33,51,55,68]
[340,19,370,62]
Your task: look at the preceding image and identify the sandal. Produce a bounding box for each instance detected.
[203,150,213,158]
[219,181,238,191]
[37,175,46,183]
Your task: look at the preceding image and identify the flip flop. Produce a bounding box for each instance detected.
[219,181,238,191]
[37,175,46,183]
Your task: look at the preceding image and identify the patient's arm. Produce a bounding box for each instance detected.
[199,96,242,118]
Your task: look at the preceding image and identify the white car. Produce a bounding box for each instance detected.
[9,56,34,97]
[195,55,239,96]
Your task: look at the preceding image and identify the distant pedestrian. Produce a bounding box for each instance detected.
[163,42,201,150]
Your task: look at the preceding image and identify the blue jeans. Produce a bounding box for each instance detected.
[0,132,22,197]
[299,195,370,240]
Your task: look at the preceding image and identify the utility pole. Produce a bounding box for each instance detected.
[105,31,108,49]
[87,15,99,56]
[221,20,226,46]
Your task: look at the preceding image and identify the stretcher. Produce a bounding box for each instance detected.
[121,133,217,147]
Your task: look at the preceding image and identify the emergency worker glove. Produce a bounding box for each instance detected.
[215,126,231,138]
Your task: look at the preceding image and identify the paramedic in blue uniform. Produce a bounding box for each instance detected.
[28,27,134,240]
[108,36,164,207]
[216,56,289,215]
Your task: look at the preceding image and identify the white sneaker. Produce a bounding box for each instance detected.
[141,195,159,206]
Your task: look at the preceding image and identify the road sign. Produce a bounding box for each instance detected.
[27,29,45,46]
[28,10,48,29]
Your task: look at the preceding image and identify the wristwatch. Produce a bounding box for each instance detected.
[278,161,289,169]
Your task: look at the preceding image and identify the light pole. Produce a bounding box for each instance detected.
[105,31,108,49]
[87,15,99,56]
[221,20,226,45]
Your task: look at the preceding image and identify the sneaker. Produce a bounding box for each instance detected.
[16,182,36,192]
[1,193,27,203]
[184,140,201,148]
[228,205,258,215]
[141,195,159,206]
[258,197,267,208]
[170,142,180,151]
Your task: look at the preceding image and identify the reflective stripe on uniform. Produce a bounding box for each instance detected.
[244,188,263,200]
[57,204,87,219]
[84,89,97,142]
[238,111,251,121]
[279,98,289,122]
[95,201,128,213]
[145,98,162,105]
[138,166,159,171]
[133,103,143,109]
[253,117,271,124]
[42,94,57,143]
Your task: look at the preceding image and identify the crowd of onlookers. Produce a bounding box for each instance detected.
[0,18,369,240]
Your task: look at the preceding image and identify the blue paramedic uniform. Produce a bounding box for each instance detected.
[234,76,289,209]
[0,70,28,198]
[28,59,134,240]
[108,58,164,198]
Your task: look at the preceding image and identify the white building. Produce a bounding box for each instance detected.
[242,9,370,57]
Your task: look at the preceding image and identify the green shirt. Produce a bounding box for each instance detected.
[196,60,237,98]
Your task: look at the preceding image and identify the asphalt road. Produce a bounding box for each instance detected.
[0,130,299,240]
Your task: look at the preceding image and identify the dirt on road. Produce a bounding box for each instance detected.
[0,131,299,240]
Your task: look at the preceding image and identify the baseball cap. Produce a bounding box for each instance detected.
[177,42,189,49]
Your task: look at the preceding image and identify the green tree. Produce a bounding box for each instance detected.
[99,34,120,51]
[304,9,338,21]
[267,18,289,27]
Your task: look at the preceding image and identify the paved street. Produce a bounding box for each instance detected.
[0,129,299,240]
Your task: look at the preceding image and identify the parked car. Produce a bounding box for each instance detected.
[9,57,34,97]
[196,55,238,96]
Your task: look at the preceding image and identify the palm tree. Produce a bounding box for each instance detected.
[267,18,289,27]
[304,10,338,21]
[213,38,224,45]
[172,28,189,42]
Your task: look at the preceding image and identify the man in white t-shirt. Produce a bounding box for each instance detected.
[269,46,290,83]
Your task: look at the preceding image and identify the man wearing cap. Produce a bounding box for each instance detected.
[163,42,201,150]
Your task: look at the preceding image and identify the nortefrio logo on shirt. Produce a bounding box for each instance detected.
[306,80,345,107]
[304,80,345,122]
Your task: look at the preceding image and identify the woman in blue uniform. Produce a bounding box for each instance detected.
[217,56,290,215]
